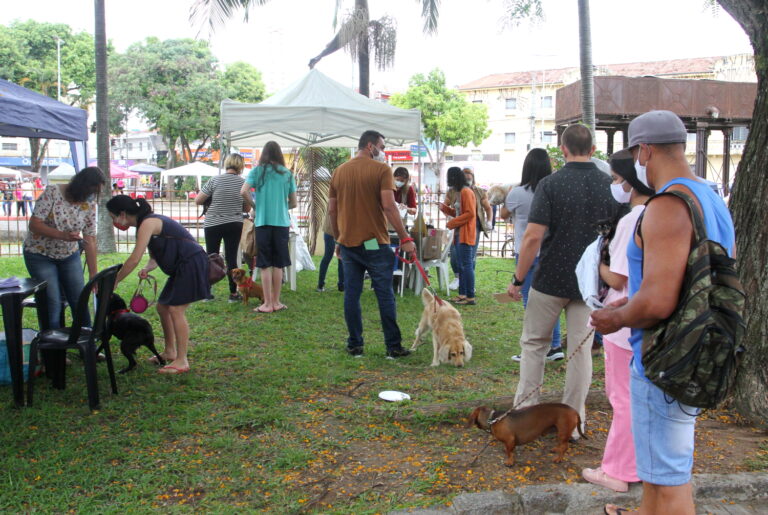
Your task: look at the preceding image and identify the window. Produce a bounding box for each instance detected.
[505,98,517,110]
[139,142,143,151]
[2,143,18,151]
[126,142,133,151]
[504,132,516,145]
[541,95,553,108]
[472,99,483,104]
[732,126,749,141]
[540,131,556,144]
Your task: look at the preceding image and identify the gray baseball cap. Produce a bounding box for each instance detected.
[628,110,688,147]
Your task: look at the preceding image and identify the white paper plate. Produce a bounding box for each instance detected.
[378,390,411,402]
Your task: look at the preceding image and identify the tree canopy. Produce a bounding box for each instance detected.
[108,38,265,167]
[390,69,490,177]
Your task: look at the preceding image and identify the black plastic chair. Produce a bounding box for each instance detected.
[27,264,122,410]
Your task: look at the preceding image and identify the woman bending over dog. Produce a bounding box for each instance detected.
[108,195,210,374]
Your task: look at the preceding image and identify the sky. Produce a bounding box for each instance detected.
[1,0,752,97]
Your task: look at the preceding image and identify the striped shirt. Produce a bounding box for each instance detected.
[200,173,245,227]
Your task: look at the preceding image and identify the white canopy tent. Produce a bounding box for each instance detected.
[47,162,76,182]
[160,161,221,189]
[220,69,422,149]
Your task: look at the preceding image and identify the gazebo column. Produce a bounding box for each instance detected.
[622,127,629,149]
[694,122,710,178]
[606,129,616,155]
[556,125,565,146]
[721,127,732,197]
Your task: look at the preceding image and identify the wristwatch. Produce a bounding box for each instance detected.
[512,274,524,287]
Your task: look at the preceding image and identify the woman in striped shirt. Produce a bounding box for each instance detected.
[196,153,253,302]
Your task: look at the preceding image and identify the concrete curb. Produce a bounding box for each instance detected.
[389,472,768,514]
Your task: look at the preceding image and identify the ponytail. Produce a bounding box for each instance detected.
[106,194,153,220]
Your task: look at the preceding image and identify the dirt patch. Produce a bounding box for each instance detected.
[289,392,767,511]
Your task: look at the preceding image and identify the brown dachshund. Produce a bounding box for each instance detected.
[468,403,585,466]
[230,268,264,305]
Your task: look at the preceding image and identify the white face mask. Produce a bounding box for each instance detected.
[634,146,652,190]
[394,180,405,188]
[610,182,631,203]
[372,146,386,163]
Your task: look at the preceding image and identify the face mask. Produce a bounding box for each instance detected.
[634,146,652,190]
[372,147,386,163]
[394,180,405,188]
[466,179,473,187]
[610,182,631,203]
[87,193,96,203]
[112,215,129,231]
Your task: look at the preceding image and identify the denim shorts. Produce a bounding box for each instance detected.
[630,361,700,485]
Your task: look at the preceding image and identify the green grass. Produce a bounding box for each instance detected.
[0,254,586,512]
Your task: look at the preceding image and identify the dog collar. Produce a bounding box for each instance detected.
[242,277,254,288]
[110,308,130,316]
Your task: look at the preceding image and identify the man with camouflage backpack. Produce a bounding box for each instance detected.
[591,110,737,515]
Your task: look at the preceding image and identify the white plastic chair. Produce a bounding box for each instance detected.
[411,229,453,296]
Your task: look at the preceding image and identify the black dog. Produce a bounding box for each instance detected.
[107,294,163,373]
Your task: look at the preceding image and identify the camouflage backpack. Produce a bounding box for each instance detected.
[639,190,746,409]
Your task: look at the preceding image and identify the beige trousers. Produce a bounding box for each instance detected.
[514,288,594,429]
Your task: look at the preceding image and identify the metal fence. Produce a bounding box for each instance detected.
[0,188,517,258]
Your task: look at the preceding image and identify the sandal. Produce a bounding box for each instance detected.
[449,296,467,303]
[454,298,476,305]
[604,505,631,515]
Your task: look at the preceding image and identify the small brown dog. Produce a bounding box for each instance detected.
[410,288,472,367]
[230,268,264,305]
[468,403,585,466]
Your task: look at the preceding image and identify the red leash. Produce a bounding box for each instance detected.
[395,246,444,307]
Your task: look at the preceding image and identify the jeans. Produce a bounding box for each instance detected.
[517,255,561,349]
[318,232,344,289]
[2,200,11,216]
[205,221,243,294]
[24,250,89,329]
[340,244,402,351]
[455,234,476,298]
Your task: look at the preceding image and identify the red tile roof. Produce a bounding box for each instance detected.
[459,56,721,90]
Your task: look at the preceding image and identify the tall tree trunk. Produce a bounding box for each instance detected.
[94,0,115,253]
[356,0,370,97]
[29,138,50,176]
[577,0,595,136]
[717,0,768,428]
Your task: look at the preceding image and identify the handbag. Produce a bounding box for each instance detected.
[208,253,227,285]
[130,275,157,313]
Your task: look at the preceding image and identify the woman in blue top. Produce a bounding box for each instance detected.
[109,195,209,374]
[241,141,297,313]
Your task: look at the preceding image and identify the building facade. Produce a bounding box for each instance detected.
[454,54,756,187]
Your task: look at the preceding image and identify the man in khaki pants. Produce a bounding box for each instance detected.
[507,124,614,433]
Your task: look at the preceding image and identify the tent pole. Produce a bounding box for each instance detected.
[417,138,423,265]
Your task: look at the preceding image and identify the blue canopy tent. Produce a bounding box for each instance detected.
[0,78,89,174]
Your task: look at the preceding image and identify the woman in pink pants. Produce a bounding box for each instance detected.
[582,150,653,492]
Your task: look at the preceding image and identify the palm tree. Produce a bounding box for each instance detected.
[190,0,440,97]
[94,0,115,252]
[577,0,594,135]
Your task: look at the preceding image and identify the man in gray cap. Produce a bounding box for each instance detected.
[591,110,736,515]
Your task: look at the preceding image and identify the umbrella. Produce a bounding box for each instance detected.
[88,162,140,179]
[128,163,163,173]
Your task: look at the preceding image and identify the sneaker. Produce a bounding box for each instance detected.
[546,347,565,361]
[510,354,521,362]
[346,346,364,357]
[385,347,411,359]
[581,467,629,493]
[202,295,215,302]
[228,293,242,303]
[316,286,325,292]
[449,278,459,290]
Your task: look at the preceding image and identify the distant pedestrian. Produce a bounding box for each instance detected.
[439,167,477,305]
[328,130,416,358]
[241,141,296,313]
[21,179,35,213]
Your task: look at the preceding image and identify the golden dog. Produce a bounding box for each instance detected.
[230,268,264,305]
[410,288,472,367]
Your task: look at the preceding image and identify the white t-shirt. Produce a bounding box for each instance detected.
[602,204,645,349]
[504,185,534,255]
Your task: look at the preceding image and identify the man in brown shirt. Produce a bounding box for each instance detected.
[329,130,416,358]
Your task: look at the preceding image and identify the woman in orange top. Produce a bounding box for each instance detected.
[439,166,477,305]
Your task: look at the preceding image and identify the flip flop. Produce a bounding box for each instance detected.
[604,505,630,515]
[148,355,169,365]
[254,306,273,313]
[273,305,288,312]
[158,365,190,375]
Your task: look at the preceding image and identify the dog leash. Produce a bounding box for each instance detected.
[486,328,596,428]
[395,246,444,309]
